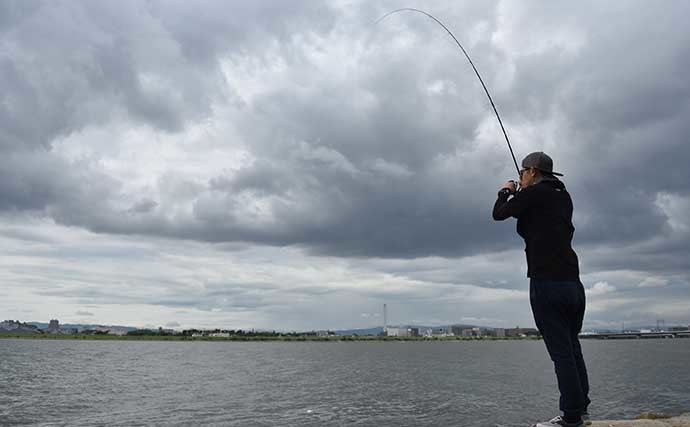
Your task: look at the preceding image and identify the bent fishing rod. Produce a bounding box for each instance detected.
[376,8,521,178]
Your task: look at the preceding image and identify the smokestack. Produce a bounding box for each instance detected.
[383,303,388,334]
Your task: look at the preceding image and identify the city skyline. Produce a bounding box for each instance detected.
[2,313,688,335]
[2,1,690,331]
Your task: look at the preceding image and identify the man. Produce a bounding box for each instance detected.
[493,152,591,427]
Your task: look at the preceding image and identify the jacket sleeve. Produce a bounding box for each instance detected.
[492,187,533,220]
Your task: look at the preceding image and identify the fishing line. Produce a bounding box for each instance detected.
[376,8,520,176]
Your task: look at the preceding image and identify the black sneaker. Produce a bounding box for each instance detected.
[531,415,584,427]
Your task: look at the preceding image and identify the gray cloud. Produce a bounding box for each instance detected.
[0,1,334,152]
[126,198,158,215]
[0,2,690,256]
[1,1,689,329]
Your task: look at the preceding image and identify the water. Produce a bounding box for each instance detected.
[1,339,689,426]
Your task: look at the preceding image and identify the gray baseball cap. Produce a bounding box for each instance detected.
[521,151,563,176]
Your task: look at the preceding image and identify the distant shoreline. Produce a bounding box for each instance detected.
[0,333,542,342]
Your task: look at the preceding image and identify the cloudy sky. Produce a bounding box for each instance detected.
[2,0,689,331]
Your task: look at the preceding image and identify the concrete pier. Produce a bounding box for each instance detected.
[591,413,690,427]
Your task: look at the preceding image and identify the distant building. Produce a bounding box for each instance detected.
[450,325,464,336]
[386,327,400,337]
[0,320,41,334]
[82,329,109,335]
[209,332,230,338]
[106,328,129,336]
[505,326,539,337]
[452,325,494,338]
[429,327,450,337]
[494,328,505,338]
[459,327,485,337]
[504,327,516,337]
[44,319,76,335]
[46,319,60,334]
[420,327,445,337]
[386,326,419,337]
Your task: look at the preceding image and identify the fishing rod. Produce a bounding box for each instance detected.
[376,8,521,178]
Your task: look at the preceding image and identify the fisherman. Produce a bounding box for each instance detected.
[493,152,591,427]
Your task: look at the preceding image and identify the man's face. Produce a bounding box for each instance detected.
[519,167,539,188]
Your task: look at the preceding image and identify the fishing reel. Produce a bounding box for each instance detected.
[508,180,520,194]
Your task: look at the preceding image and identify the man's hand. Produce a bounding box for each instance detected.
[502,180,517,193]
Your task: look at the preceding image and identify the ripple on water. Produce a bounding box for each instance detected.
[1,339,689,426]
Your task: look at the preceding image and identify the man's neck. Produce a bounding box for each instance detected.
[534,174,557,185]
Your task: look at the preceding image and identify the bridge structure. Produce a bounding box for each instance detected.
[581,330,690,340]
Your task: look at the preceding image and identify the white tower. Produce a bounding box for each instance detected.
[383,303,388,334]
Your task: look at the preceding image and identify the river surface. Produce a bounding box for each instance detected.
[1,338,689,426]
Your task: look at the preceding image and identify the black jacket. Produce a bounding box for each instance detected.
[493,179,580,280]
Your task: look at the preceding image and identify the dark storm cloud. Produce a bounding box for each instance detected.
[0,151,116,211]
[1,0,689,285]
[498,2,690,219]
[0,0,334,151]
[126,198,158,215]
[182,1,690,263]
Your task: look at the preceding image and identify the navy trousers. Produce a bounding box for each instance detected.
[530,279,591,418]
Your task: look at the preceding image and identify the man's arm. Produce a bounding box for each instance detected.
[493,185,533,220]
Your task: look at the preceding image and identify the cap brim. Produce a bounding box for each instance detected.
[536,168,563,176]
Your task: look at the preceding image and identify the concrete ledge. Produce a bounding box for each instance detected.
[592,413,690,427]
